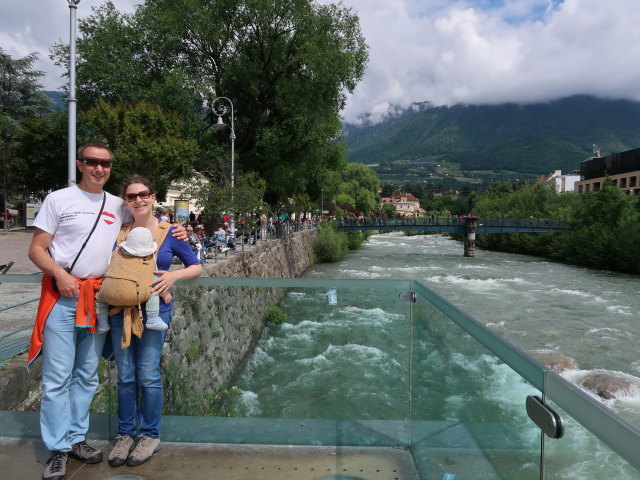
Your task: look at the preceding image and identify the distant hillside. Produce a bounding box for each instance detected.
[43,91,66,110]
[344,95,640,182]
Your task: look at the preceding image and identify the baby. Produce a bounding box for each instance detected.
[96,227,171,333]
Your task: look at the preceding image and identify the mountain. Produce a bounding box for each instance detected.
[344,95,640,184]
[43,91,66,110]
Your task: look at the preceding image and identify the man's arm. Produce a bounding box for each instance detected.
[28,228,79,297]
[171,223,188,242]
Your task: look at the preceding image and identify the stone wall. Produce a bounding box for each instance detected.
[160,229,317,406]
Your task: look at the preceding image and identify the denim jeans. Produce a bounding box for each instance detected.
[109,310,172,438]
[40,295,107,451]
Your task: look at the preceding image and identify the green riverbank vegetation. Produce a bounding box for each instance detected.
[470,179,640,274]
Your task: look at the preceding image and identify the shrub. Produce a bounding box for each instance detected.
[313,224,348,262]
[264,305,287,324]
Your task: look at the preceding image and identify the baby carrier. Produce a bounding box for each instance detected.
[97,221,170,347]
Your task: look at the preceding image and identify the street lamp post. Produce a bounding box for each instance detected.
[321,188,324,222]
[67,0,81,187]
[212,97,236,236]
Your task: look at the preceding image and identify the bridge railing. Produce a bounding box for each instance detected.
[335,216,567,229]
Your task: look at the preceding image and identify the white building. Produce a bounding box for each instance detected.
[544,170,581,193]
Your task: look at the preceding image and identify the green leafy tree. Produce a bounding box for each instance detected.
[60,0,368,205]
[14,111,69,199]
[187,171,267,228]
[381,203,396,218]
[0,49,50,209]
[80,99,198,199]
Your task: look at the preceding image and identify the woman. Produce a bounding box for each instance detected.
[108,176,202,468]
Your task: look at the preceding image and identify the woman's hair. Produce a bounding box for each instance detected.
[120,175,155,199]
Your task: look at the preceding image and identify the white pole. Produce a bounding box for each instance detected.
[67,0,80,186]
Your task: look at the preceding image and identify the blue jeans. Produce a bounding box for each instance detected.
[109,310,172,438]
[40,296,107,451]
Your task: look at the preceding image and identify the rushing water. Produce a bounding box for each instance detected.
[237,232,640,478]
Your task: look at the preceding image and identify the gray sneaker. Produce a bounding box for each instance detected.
[108,434,135,467]
[126,435,160,466]
[42,451,67,480]
[69,440,103,464]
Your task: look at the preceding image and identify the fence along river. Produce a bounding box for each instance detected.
[236,231,640,479]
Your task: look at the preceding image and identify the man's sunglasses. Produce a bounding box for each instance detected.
[124,190,153,202]
[81,158,112,168]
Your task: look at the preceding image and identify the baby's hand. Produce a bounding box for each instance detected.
[160,291,173,304]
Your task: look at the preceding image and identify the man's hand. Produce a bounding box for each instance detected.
[53,269,80,297]
[29,228,80,297]
[172,224,188,242]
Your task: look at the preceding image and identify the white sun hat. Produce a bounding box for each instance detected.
[120,227,157,257]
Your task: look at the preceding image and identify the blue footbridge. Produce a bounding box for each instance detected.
[336,216,569,257]
[336,216,569,234]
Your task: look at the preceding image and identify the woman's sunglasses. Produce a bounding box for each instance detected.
[124,190,152,202]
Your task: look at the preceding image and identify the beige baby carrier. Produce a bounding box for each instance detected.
[97,221,170,347]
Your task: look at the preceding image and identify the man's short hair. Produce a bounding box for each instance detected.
[77,143,113,161]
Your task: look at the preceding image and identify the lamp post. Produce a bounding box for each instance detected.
[321,188,324,222]
[67,0,81,187]
[212,97,236,236]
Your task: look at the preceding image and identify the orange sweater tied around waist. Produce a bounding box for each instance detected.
[27,274,103,368]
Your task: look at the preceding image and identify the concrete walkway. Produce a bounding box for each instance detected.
[0,436,419,480]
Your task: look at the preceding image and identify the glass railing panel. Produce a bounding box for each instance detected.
[411,281,542,480]
[543,371,640,479]
[0,273,114,441]
[2,274,639,480]
[154,278,414,447]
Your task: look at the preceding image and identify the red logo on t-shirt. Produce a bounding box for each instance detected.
[102,211,115,225]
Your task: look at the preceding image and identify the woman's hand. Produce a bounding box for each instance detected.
[150,269,178,295]
[152,263,202,296]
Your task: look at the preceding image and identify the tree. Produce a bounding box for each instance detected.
[0,49,50,209]
[335,162,379,215]
[187,171,267,229]
[14,111,69,199]
[80,99,199,199]
[62,0,368,205]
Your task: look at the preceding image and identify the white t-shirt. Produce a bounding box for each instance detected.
[34,185,127,278]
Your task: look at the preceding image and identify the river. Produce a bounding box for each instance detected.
[236,232,640,478]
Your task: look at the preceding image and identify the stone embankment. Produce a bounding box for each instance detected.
[164,230,317,402]
[1,229,317,410]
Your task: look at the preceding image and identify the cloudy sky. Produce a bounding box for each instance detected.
[2,0,640,124]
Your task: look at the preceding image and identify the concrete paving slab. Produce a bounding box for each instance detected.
[0,437,419,480]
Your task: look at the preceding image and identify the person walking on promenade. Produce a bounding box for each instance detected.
[2,209,12,231]
[107,176,202,468]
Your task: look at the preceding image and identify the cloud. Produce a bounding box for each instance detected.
[337,0,640,124]
[0,0,137,90]
[2,0,639,125]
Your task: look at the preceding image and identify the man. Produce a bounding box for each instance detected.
[28,143,121,480]
[27,143,185,480]
[155,207,169,222]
